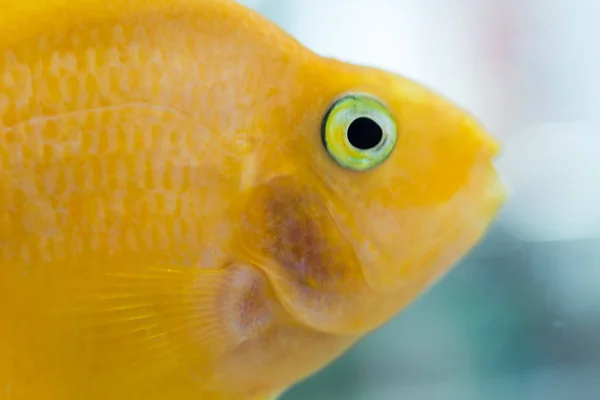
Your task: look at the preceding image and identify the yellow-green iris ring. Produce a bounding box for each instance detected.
[321,93,398,172]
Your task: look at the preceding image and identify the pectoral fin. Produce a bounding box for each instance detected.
[3,261,275,399]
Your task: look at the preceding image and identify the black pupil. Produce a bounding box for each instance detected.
[346,117,383,150]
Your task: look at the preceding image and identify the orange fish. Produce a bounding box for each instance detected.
[0,0,506,399]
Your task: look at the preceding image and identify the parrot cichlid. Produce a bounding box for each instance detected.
[0,0,506,399]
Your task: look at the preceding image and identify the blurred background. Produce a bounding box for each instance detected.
[239,0,600,399]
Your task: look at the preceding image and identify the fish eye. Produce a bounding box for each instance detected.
[321,93,398,171]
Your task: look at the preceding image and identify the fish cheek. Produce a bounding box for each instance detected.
[239,177,366,327]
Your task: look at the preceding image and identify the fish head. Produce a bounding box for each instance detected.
[237,58,506,337]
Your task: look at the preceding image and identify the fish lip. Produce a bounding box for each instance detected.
[481,161,508,207]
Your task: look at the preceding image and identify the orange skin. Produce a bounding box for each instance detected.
[0,0,506,399]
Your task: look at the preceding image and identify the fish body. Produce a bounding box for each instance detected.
[0,0,505,399]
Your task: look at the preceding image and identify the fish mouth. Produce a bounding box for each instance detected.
[472,159,507,221]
